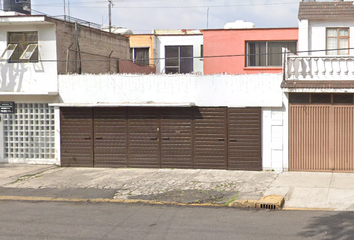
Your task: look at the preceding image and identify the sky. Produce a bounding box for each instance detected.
[28,0,303,34]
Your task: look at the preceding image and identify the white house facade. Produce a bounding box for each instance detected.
[0,12,130,165]
[283,0,354,172]
[155,31,204,74]
[0,15,58,165]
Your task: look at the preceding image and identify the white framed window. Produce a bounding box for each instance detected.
[326,28,349,55]
[246,41,297,67]
[5,31,38,63]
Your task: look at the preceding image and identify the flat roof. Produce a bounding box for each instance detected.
[202,27,298,32]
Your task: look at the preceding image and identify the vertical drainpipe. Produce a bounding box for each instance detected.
[109,51,113,74]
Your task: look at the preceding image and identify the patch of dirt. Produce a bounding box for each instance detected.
[128,189,239,204]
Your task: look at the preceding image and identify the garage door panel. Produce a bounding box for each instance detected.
[228,108,262,171]
[289,105,331,171]
[128,108,159,167]
[194,107,227,169]
[193,108,227,169]
[160,107,193,168]
[60,108,93,167]
[334,106,354,171]
[93,108,127,168]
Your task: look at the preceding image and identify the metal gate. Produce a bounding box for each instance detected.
[228,108,262,170]
[194,108,228,169]
[289,105,354,172]
[61,108,94,167]
[127,108,160,168]
[160,107,193,168]
[61,107,262,170]
[93,108,127,168]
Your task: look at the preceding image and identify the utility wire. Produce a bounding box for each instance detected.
[2,47,351,63]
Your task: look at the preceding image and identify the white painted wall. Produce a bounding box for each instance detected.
[298,19,309,54]
[155,35,203,74]
[262,93,289,172]
[58,73,283,107]
[0,21,58,93]
[299,19,354,56]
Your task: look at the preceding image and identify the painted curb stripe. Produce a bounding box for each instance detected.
[0,195,336,211]
[0,195,226,207]
[282,207,335,211]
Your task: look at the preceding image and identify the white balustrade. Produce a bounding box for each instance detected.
[285,55,354,80]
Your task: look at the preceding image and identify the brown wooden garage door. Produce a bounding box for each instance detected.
[194,108,227,169]
[128,108,160,168]
[289,104,354,172]
[61,108,93,167]
[93,108,127,168]
[61,107,262,170]
[228,108,262,171]
[160,107,193,168]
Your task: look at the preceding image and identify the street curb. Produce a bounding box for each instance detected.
[282,207,335,211]
[0,195,226,207]
[0,194,286,210]
[0,195,338,211]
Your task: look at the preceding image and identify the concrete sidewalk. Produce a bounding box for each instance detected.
[0,164,354,211]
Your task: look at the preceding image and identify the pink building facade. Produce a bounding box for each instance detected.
[203,28,298,75]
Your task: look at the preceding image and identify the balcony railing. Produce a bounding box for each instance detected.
[284,53,354,80]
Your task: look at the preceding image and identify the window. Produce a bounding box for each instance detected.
[326,28,349,55]
[1,44,17,60]
[246,41,297,67]
[2,32,38,63]
[165,46,193,74]
[130,47,149,66]
[289,93,354,104]
[20,44,38,60]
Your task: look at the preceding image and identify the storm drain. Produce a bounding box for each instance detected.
[256,203,278,210]
[255,195,284,210]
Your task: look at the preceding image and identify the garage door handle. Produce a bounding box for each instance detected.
[230,139,237,142]
[218,138,225,141]
[162,137,170,140]
[150,137,158,140]
[95,137,103,140]
[84,137,91,140]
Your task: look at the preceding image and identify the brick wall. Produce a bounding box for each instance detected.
[51,18,130,74]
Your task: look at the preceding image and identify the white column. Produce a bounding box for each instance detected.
[0,114,4,162]
[54,106,61,165]
[282,92,289,172]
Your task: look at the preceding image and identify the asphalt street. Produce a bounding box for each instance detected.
[0,201,353,240]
